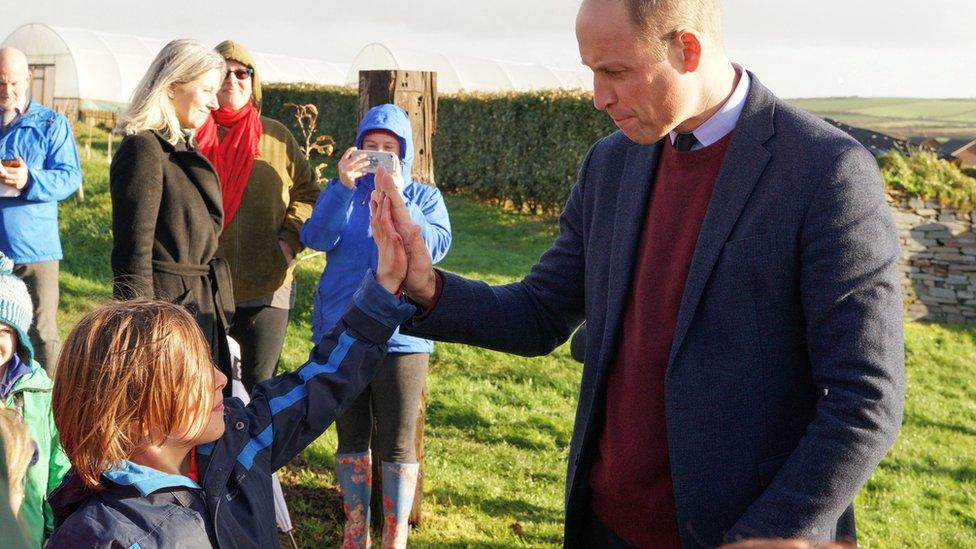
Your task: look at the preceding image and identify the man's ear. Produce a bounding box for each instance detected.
[671,29,703,73]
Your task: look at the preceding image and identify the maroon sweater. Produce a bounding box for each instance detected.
[589,132,733,547]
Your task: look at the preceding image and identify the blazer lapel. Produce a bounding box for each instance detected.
[172,146,225,233]
[597,141,661,376]
[668,76,776,366]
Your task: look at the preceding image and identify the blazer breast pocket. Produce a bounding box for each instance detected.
[719,233,774,264]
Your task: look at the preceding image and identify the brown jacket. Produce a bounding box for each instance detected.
[217,116,319,302]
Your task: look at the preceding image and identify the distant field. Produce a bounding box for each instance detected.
[787,97,976,140]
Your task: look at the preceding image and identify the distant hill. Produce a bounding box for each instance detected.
[786,97,976,141]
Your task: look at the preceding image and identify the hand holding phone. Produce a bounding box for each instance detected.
[350,149,398,175]
[0,158,28,191]
[337,148,402,190]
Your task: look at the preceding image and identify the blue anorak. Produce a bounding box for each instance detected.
[301,104,451,352]
[0,101,82,264]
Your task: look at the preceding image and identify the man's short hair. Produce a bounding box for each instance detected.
[626,0,723,52]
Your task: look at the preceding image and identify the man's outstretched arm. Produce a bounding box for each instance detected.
[372,163,589,357]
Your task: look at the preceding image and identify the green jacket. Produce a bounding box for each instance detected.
[216,116,319,303]
[4,361,70,548]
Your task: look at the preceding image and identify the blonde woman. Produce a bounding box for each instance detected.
[110,39,234,377]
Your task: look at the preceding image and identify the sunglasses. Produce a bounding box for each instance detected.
[224,67,254,81]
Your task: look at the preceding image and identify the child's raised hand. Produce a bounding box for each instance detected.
[369,188,408,294]
[373,168,437,306]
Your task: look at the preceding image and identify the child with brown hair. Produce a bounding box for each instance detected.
[0,252,70,547]
[47,181,418,548]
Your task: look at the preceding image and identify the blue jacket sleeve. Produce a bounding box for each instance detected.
[300,178,356,253]
[242,273,416,471]
[22,115,82,203]
[404,186,452,265]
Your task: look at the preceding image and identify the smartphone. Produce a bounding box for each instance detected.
[351,149,398,174]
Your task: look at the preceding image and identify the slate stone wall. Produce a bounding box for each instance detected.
[891,192,976,324]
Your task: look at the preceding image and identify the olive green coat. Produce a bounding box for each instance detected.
[217,117,319,302]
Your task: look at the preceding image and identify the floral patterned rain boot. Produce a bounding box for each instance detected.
[381,462,420,549]
[336,450,372,548]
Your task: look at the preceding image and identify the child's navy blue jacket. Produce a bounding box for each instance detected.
[47,274,415,548]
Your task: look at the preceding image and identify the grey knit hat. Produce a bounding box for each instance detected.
[0,253,33,363]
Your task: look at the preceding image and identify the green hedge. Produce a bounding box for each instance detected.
[434,90,615,212]
[262,84,359,159]
[263,84,615,213]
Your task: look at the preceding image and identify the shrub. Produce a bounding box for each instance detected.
[263,84,359,162]
[878,148,976,211]
[434,90,615,213]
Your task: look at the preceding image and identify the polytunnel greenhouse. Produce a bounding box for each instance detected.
[346,42,592,93]
[0,24,592,119]
[0,23,350,117]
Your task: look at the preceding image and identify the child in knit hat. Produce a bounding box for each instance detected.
[0,252,70,547]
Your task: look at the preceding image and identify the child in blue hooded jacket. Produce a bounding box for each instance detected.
[301,104,451,547]
[47,183,416,549]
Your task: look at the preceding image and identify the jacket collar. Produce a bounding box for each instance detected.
[102,460,201,497]
[148,129,190,153]
[0,353,32,399]
[2,357,51,396]
[668,72,775,366]
[597,139,661,377]
[4,101,48,131]
[596,73,777,377]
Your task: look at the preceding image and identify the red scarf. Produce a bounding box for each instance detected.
[183,448,201,483]
[196,103,263,229]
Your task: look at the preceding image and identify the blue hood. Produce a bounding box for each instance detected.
[355,104,413,182]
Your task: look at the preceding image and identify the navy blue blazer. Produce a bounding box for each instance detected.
[405,75,904,547]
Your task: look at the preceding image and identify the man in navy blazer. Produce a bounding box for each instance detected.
[372,0,904,546]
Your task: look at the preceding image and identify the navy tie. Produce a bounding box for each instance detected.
[673,132,698,152]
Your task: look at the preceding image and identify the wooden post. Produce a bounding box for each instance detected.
[357,70,437,185]
[359,69,436,531]
[106,131,113,162]
[85,123,92,161]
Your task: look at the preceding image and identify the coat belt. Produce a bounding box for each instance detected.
[152,258,235,333]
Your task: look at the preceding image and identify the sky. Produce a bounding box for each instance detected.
[1,0,974,98]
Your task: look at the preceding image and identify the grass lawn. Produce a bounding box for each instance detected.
[55,124,975,547]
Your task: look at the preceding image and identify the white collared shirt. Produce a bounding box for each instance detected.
[668,64,750,151]
[0,96,29,132]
